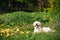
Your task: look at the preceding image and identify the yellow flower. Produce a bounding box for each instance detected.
[5,29,10,33]
[13,27,20,33]
[0,34,3,36]
[10,33,14,36]
[0,29,5,33]
[26,31,30,34]
[20,31,24,35]
[16,27,20,32]
[6,33,10,36]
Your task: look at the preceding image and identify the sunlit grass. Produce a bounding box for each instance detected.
[0,11,60,40]
[0,27,60,40]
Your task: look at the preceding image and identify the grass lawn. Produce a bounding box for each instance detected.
[0,11,60,40]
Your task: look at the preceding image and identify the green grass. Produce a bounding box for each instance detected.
[0,11,60,40]
[0,12,55,28]
[0,32,60,40]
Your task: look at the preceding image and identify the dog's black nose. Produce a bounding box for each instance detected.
[36,24,39,26]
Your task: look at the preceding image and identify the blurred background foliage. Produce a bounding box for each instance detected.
[0,0,53,12]
[0,0,59,14]
[0,0,60,30]
[0,0,60,40]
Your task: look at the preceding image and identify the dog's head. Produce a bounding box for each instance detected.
[33,21,41,27]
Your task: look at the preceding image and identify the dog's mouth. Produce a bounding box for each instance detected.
[35,24,39,27]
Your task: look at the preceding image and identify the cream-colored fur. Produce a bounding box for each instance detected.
[33,21,55,33]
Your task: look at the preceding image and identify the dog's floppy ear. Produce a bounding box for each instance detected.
[33,21,36,26]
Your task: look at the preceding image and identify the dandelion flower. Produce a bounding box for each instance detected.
[14,27,20,31]
[10,33,14,36]
[20,31,24,35]
[0,34,3,36]
[6,33,10,36]
[26,31,30,34]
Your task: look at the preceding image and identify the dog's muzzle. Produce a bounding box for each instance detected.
[35,24,39,27]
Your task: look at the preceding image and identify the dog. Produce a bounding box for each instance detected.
[33,21,55,33]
